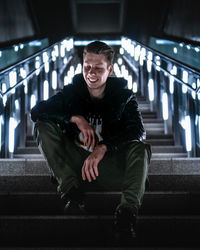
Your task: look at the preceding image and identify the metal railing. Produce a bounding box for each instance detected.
[0,37,75,158]
[0,36,200,158]
[119,37,200,157]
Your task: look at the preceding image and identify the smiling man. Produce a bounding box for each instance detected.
[31,41,151,240]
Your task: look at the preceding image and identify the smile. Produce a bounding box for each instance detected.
[88,78,98,83]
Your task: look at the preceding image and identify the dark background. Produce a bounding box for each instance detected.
[1,0,200,48]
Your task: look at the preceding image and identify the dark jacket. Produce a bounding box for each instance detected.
[31,73,145,153]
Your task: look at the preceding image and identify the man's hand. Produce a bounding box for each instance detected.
[70,115,97,150]
[82,144,107,182]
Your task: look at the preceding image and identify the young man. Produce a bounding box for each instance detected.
[31,41,151,240]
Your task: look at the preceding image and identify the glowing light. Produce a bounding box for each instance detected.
[169,75,174,94]
[20,68,27,79]
[173,47,178,54]
[182,84,188,94]
[118,58,123,65]
[148,79,154,101]
[42,52,48,63]
[9,71,17,87]
[2,83,7,94]
[43,80,49,100]
[9,117,17,153]
[170,65,177,75]
[185,116,192,152]
[52,70,57,90]
[15,100,19,110]
[119,48,124,55]
[30,94,36,109]
[23,80,28,94]
[44,62,49,73]
[182,70,188,83]
[128,75,132,89]
[132,82,137,93]
[162,93,168,120]
[147,60,152,73]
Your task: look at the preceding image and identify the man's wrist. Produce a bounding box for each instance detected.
[98,144,107,152]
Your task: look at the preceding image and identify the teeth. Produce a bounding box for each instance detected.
[89,78,97,83]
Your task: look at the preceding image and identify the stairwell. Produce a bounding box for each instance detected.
[0,95,200,249]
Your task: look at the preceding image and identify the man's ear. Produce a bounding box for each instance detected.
[109,64,114,75]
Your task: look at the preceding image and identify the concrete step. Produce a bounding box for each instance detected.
[151,145,185,153]
[13,152,187,159]
[0,215,199,247]
[15,145,185,156]
[0,191,199,216]
[0,157,200,192]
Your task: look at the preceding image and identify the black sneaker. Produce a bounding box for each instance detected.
[61,186,86,215]
[114,206,137,242]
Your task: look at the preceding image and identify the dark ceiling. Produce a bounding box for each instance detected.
[0,0,200,48]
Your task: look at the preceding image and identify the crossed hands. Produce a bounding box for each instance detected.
[70,115,107,182]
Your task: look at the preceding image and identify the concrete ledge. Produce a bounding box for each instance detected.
[0,158,199,176]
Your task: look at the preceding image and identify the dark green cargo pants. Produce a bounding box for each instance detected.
[34,121,151,213]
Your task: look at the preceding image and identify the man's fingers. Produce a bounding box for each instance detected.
[93,162,99,177]
[85,166,92,182]
[82,164,86,181]
[89,164,96,180]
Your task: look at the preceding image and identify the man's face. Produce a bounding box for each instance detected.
[83,53,113,90]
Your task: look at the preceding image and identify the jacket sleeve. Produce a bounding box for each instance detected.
[99,95,145,153]
[30,85,77,124]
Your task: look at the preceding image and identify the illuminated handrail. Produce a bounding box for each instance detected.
[119,37,200,157]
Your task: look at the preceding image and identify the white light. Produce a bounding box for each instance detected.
[162,93,168,120]
[20,44,24,49]
[54,45,59,57]
[23,80,28,94]
[35,60,40,69]
[199,116,200,143]
[147,60,152,73]
[192,82,196,89]
[43,80,49,100]
[156,66,161,71]
[75,63,82,74]
[9,71,17,87]
[198,93,200,100]
[30,94,36,109]
[0,116,2,151]
[44,62,49,73]
[52,70,57,90]
[173,47,178,54]
[147,51,153,61]
[15,100,19,110]
[132,82,137,93]
[128,75,132,89]
[20,68,27,79]
[60,44,65,57]
[148,79,154,101]
[9,117,17,153]
[182,70,188,83]
[170,65,177,75]
[14,46,19,52]
[185,116,192,152]
[192,91,196,100]
[182,84,188,94]
[119,48,124,55]
[169,75,174,94]
[134,45,141,61]
[179,43,184,47]
[118,58,123,65]
[2,83,7,94]
[195,47,200,52]
[42,52,48,63]
[3,96,7,106]
[186,45,191,50]
[0,51,2,57]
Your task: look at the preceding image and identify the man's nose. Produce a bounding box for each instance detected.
[89,67,96,74]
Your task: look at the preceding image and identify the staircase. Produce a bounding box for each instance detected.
[0,95,200,249]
